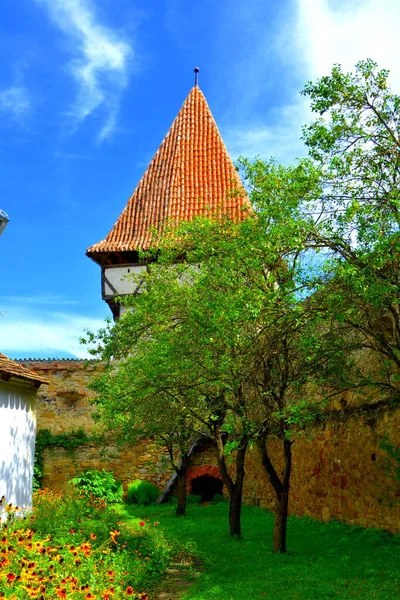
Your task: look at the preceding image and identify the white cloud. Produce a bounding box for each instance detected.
[224,99,311,165]
[0,86,30,123]
[295,0,400,90]
[0,306,105,359]
[36,0,132,140]
[0,295,79,306]
[224,0,400,162]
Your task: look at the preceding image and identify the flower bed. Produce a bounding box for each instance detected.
[0,490,172,599]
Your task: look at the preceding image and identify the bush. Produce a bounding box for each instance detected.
[0,490,173,598]
[29,488,120,543]
[126,479,160,505]
[187,494,202,504]
[212,493,227,504]
[69,469,124,503]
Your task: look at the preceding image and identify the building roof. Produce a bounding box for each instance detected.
[0,353,48,385]
[86,85,250,263]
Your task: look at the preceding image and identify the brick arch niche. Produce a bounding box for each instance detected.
[186,465,224,501]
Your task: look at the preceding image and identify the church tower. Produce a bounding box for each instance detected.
[86,70,250,319]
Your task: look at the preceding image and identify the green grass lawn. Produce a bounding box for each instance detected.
[119,502,400,600]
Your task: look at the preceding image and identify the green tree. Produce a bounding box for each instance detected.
[86,164,336,549]
[84,58,400,553]
[89,337,199,517]
[302,59,400,401]
[90,222,257,538]
[237,159,344,552]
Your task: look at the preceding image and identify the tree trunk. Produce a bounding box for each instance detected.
[176,467,187,517]
[273,487,289,553]
[229,484,243,538]
[215,437,247,539]
[257,433,292,552]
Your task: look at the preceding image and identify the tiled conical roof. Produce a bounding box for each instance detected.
[86,85,250,262]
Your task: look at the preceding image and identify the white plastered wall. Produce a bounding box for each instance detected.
[0,379,37,518]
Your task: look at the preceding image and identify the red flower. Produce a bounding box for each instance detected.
[139,521,145,527]
[56,588,67,599]
[6,572,16,582]
[69,528,76,534]
[126,587,134,596]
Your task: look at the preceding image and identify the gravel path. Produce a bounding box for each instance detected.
[153,557,204,600]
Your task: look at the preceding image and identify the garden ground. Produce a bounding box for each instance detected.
[120,503,400,600]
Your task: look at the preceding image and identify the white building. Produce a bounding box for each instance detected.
[0,353,47,517]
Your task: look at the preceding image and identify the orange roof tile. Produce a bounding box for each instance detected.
[86,85,250,262]
[0,352,48,385]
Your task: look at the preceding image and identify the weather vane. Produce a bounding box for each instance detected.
[194,66,200,86]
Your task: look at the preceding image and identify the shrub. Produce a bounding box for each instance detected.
[126,479,160,505]
[29,488,120,543]
[212,493,227,504]
[0,491,172,598]
[69,469,123,503]
[187,494,202,504]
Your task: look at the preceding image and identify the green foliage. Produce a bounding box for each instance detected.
[84,164,339,544]
[2,489,173,597]
[126,479,160,505]
[302,59,400,248]
[84,58,400,547]
[32,459,43,494]
[379,435,400,494]
[211,494,227,504]
[186,494,202,504]
[121,502,400,600]
[69,469,124,504]
[301,58,400,400]
[29,488,120,542]
[33,428,92,491]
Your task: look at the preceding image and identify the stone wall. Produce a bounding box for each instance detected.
[21,359,400,533]
[20,360,173,490]
[183,409,400,533]
[242,406,400,533]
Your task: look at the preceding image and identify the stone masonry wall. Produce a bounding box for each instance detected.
[21,360,173,490]
[242,407,400,533]
[183,411,400,533]
[21,359,400,533]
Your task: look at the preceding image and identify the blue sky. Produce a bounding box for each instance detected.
[1,0,400,359]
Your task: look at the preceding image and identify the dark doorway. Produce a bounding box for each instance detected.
[191,475,223,502]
